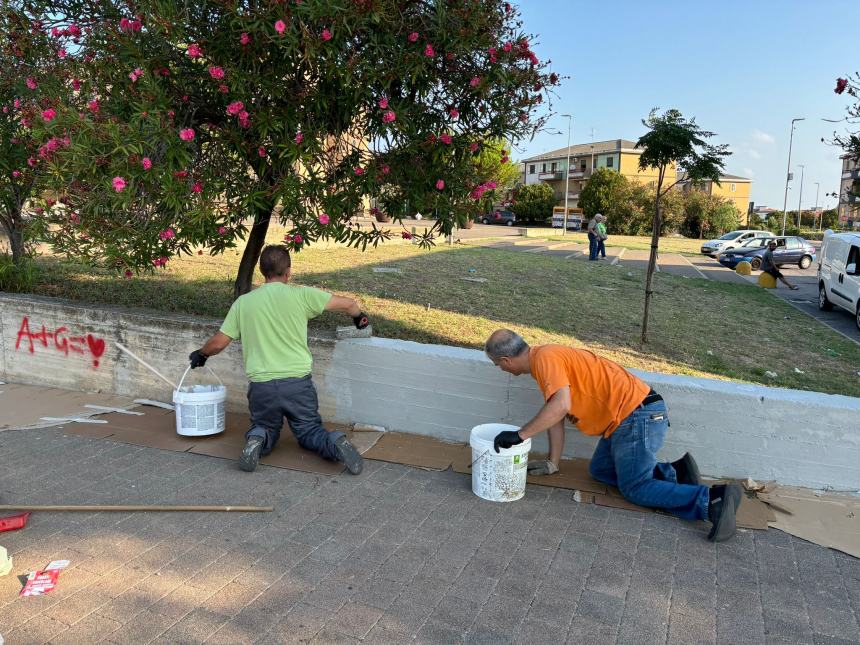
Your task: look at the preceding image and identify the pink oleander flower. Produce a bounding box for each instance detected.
[27,157,37,167]
[354,166,365,176]
[469,76,481,88]
[218,84,229,93]
[218,226,227,235]
[88,99,99,113]
[503,42,513,52]
[439,133,453,145]
[408,32,419,42]
[382,165,390,175]
[401,231,413,239]
[227,101,244,115]
[159,228,175,240]
[240,32,251,46]
[293,233,303,244]
[319,213,330,225]
[295,132,304,144]
[124,270,133,279]
[449,108,459,119]
[68,24,81,36]
[284,234,293,242]
[435,179,445,190]
[41,108,57,122]
[469,142,480,152]
[12,170,21,178]
[424,44,435,57]
[21,118,31,128]
[209,66,225,80]
[378,97,389,109]
[179,128,195,142]
[835,78,849,94]
[13,99,21,109]
[58,48,67,59]
[382,110,396,124]
[192,182,203,193]
[141,157,152,170]
[321,28,332,41]
[71,78,81,91]
[238,111,251,128]
[26,77,38,90]
[112,176,127,192]
[182,95,189,102]
[258,146,266,157]
[187,43,202,58]
[274,20,286,34]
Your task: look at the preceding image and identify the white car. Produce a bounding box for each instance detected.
[700,230,774,256]
[818,230,860,331]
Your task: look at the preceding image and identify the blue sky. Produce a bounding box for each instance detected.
[517,0,858,210]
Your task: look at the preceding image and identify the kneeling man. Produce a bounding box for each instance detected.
[485,329,741,542]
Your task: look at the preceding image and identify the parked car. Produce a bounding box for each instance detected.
[717,236,816,270]
[479,210,517,226]
[817,231,860,331]
[700,230,773,256]
[713,237,776,268]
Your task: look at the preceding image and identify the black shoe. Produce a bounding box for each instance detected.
[707,483,742,542]
[239,436,264,472]
[335,436,364,475]
[672,452,702,486]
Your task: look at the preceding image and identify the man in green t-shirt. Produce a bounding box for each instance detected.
[188,245,369,474]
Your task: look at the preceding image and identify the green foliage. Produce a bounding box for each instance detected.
[833,74,859,160]
[0,253,39,291]
[679,191,739,238]
[510,182,555,223]
[578,168,626,218]
[17,0,557,277]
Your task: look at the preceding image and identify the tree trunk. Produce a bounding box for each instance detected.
[233,202,275,299]
[641,173,665,344]
[9,228,25,266]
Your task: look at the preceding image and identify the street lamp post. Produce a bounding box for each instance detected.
[813,182,820,230]
[796,164,805,229]
[561,114,572,236]
[781,118,805,235]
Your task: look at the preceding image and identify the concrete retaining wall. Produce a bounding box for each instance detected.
[2,292,859,490]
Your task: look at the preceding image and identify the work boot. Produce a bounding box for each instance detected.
[239,436,264,472]
[672,452,702,486]
[527,459,559,476]
[707,483,742,542]
[335,436,364,475]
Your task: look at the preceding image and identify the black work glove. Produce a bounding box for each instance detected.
[494,430,523,453]
[353,311,370,330]
[189,349,208,368]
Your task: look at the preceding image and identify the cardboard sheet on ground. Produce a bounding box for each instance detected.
[56,406,381,476]
[364,432,468,471]
[0,383,135,431]
[759,486,860,558]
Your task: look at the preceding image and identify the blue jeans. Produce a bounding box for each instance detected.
[588,232,598,260]
[246,376,343,460]
[588,399,709,520]
[597,239,606,258]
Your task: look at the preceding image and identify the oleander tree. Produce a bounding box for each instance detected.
[0,9,73,265]
[832,76,859,213]
[19,0,558,296]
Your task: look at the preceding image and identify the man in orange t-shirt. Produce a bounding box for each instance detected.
[484,329,742,542]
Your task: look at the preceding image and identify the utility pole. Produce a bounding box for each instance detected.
[796,165,805,229]
[589,127,595,173]
[781,118,804,235]
[813,182,820,230]
[561,114,572,236]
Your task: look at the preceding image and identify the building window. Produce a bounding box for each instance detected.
[730,183,736,192]
[606,157,614,168]
[551,162,557,172]
[529,165,535,174]
[580,161,586,171]
[541,163,546,173]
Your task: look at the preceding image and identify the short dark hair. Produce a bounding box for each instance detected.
[259,245,292,278]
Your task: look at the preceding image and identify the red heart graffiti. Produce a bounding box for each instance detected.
[86,334,105,359]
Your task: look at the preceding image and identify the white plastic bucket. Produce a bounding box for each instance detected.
[470,423,531,502]
[172,365,226,437]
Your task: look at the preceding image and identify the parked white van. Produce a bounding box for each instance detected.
[818,230,860,331]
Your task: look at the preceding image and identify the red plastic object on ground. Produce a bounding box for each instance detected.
[0,512,30,532]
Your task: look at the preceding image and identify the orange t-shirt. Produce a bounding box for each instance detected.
[529,345,650,437]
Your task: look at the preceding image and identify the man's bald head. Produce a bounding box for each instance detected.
[485,329,529,361]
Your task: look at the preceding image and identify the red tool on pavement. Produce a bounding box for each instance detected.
[0,512,30,532]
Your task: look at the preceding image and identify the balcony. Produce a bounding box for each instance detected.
[568,169,588,179]
[842,169,860,179]
[538,171,563,181]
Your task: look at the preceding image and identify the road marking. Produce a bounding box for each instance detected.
[679,255,708,280]
[610,248,626,265]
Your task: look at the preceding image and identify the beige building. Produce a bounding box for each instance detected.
[521,139,677,207]
[839,153,860,229]
[677,172,752,220]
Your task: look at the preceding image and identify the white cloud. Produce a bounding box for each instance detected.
[751,129,775,145]
[743,167,755,177]
[748,148,762,159]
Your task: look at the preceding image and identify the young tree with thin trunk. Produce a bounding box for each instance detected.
[635,108,730,344]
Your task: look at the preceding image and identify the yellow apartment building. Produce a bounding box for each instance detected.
[677,172,752,220]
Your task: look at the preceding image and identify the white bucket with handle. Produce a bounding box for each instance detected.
[470,423,531,502]
[172,365,226,437]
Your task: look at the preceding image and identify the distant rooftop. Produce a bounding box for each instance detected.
[677,171,751,183]
[522,139,640,163]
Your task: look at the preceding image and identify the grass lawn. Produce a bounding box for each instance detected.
[13,223,860,397]
[519,231,706,255]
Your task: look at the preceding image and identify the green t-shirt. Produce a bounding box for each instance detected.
[219,282,332,382]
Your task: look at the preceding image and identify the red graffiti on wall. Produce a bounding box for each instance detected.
[15,316,107,368]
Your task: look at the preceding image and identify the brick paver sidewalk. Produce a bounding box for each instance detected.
[1,428,859,644]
